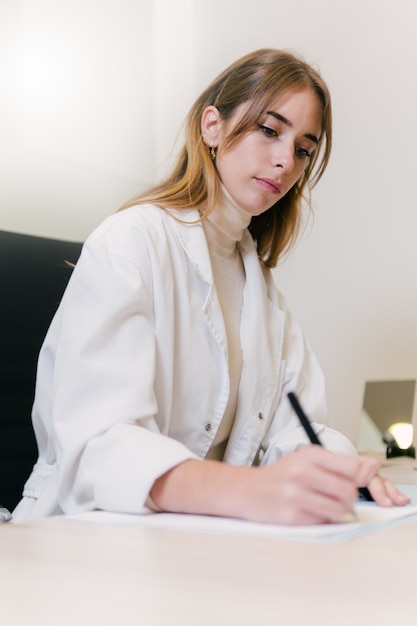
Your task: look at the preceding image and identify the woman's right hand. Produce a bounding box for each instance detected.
[150,446,385,525]
[238,446,373,524]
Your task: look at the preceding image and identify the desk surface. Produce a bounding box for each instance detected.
[2,455,417,626]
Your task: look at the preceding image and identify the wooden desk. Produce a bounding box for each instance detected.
[1,456,417,626]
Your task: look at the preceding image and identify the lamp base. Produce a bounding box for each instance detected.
[386,444,416,459]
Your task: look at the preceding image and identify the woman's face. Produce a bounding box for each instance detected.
[213,87,323,216]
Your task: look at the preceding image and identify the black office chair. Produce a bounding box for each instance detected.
[0,230,83,511]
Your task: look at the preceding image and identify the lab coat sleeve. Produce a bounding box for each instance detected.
[38,219,197,515]
[260,286,357,465]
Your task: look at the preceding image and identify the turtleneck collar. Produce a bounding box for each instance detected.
[202,185,252,259]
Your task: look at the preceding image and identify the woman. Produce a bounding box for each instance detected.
[13,49,409,524]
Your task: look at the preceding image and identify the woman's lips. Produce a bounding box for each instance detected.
[254,177,282,195]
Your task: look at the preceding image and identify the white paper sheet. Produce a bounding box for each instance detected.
[66,486,417,543]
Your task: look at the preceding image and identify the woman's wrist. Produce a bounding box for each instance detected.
[149,458,254,518]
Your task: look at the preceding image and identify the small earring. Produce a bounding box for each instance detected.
[210,142,217,161]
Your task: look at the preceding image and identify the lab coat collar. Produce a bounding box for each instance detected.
[168,208,214,283]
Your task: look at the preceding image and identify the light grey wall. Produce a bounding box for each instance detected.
[0,0,154,240]
[2,0,417,442]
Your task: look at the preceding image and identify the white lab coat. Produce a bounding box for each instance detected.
[13,204,356,522]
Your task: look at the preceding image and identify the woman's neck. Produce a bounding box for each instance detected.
[202,186,251,258]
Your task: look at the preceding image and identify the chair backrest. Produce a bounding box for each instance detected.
[0,230,83,511]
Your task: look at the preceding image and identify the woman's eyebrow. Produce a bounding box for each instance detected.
[266,110,319,145]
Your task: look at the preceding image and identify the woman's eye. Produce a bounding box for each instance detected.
[258,124,277,137]
[296,146,312,159]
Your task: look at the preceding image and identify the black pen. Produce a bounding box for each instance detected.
[287,392,374,502]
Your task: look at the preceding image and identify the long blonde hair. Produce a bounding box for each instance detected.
[121,48,332,267]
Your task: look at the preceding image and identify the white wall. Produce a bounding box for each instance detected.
[0,0,154,240]
[2,0,417,442]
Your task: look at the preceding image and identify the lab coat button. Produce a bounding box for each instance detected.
[205,423,212,432]
[258,412,264,420]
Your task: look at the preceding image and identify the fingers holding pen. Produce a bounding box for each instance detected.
[286,394,411,513]
[354,455,381,488]
[297,446,360,517]
[256,446,411,525]
[362,475,411,507]
[354,455,411,507]
[253,446,359,525]
[312,449,411,508]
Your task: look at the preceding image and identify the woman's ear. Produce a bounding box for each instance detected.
[201,106,223,147]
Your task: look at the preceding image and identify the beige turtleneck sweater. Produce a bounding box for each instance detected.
[202,189,252,460]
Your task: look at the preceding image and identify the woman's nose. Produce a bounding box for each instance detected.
[273,142,295,172]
